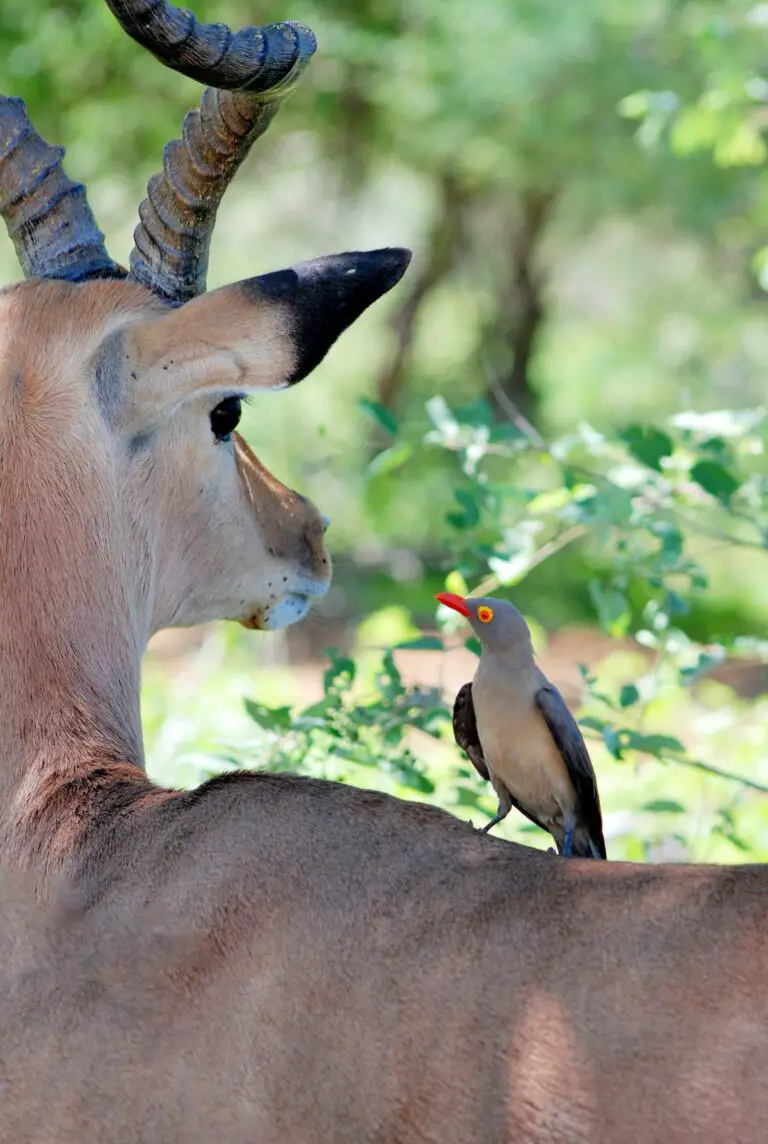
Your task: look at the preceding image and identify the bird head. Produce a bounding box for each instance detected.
[435,592,533,656]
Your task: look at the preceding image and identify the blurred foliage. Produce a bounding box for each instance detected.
[144,397,768,861]
[1,0,767,858]
[260,400,768,861]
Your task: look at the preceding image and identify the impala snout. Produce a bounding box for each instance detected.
[234,432,331,632]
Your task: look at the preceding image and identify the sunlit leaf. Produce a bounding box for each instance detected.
[367,441,413,477]
[588,580,631,637]
[445,569,469,596]
[243,699,293,731]
[323,648,357,694]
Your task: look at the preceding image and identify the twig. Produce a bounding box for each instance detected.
[582,728,768,796]
[471,525,586,597]
[664,754,768,795]
[667,507,768,553]
[484,361,546,448]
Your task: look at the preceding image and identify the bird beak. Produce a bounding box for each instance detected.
[435,592,471,617]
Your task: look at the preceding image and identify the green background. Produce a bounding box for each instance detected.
[2,0,767,861]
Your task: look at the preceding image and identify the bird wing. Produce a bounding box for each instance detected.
[534,683,607,859]
[452,682,489,781]
[453,682,551,836]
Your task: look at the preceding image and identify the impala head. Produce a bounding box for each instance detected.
[0,0,411,645]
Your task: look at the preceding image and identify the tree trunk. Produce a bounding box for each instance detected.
[377,172,469,410]
[484,189,556,422]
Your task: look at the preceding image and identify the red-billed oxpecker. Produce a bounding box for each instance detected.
[436,593,607,859]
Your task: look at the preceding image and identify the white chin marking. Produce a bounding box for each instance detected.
[261,593,313,631]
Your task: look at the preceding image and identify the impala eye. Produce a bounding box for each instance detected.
[210,396,243,442]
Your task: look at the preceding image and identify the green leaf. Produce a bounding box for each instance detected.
[588,580,631,637]
[447,488,481,530]
[323,648,356,694]
[679,649,724,684]
[665,590,689,617]
[620,731,685,756]
[643,799,686,814]
[603,727,623,759]
[243,699,293,731]
[392,767,436,794]
[619,684,640,708]
[652,522,683,568]
[394,636,444,651]
[601,486,635,527]
[377,650,404,699]
[698,436,728,457]
[689,459,740,503]
[455,396,494,427]
[579,715,607,733]
[298,695,335,720]
[358,397,399,436]
[465,636,482,657]
[721,830,751,853]
[620,424,674,471]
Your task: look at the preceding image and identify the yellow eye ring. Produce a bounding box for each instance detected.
[477,605,494,624]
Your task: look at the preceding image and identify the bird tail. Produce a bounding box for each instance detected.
[569,830,607,860]
[587,836,606,860]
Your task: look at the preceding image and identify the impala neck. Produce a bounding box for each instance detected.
[0,480,148,873]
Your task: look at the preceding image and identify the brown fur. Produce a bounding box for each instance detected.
[1,249,767,1144]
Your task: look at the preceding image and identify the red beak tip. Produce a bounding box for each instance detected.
[435,592,471,618]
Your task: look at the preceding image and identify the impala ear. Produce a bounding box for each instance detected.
[119,248,411,429]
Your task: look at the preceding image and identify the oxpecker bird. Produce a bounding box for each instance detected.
[437,592,607,859]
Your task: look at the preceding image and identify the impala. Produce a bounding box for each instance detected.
[0,2,766,1142]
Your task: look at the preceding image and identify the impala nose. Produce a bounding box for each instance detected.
[321,514,330,533]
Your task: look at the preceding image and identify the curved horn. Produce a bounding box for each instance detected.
[0,97,121,282]
[106,1,316,305]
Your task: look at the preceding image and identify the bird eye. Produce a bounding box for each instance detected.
[210,395,243,442]
[477,605,494,623]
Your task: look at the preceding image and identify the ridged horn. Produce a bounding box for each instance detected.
[0,97,121,282]
[105,0,316,305]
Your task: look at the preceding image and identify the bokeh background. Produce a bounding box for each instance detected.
[2,0,767,860]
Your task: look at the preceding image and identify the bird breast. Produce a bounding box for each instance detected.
[472,660,576,822]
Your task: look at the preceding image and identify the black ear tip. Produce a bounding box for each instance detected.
[322,247,412,288]
[359,247,412,290]
[252,246,414,386]
[374,246,413,278]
